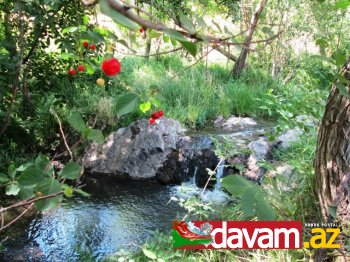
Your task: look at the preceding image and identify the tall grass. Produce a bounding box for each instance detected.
[120,56,271,128]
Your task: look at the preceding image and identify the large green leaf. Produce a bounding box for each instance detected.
[35,179,62,211]
[59,162,81,180]
[115,93,140,118]
[67,112,86,132]
[19,188,34,200]
[164,29,188,42]
[222,175,253,196]
[179,41,197,57]
[241,187,257,218]
[99,0,139,31]
[255,190,276,220]
[86,129,105,144]
[35,153,52,174]
[6,182,20,196]
[17,166,47,189]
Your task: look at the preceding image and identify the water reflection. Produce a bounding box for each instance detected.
[1,179,184,261]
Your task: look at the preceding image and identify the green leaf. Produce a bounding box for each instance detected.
[35,153,52,173]
[139,101,152,113]
[179,41,197,57]
[142,248,157,260]
[99,0,139,31]
[180,15,195,34]
[254,189,276,220]
[116,93,140,118]
[163,35,170,43]
[68,112,86,132]
[8,164,16,179]
[35,179,62,211]
[19,188,34,200]
[83,15,90,25]
[0,173,9,183]
[17,166,47,189]
[83,63,95,75]
[335,51,347,66]
[74,188,90,197]
[164,29,188,42]
[335,83,350,98]
[6,182,20,196]
[335,0,350,9]
[149,31,162,39]
[16,162,34,172]
[222,175,253,196]
[87,31,105,43]
[87,129,105,144]
[59,162,81,180]
[62,184,74,198]
[62,26,78,34]
[241,187,257,217]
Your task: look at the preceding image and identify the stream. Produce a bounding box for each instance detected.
[0,179,185,261]
[0,121,269,261]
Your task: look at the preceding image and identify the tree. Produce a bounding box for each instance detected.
[315,59,350,222]
[232,0,268,77]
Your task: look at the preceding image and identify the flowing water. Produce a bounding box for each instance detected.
[0,178,185,261]
[0,123,270,261]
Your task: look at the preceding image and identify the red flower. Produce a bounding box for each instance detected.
[151,111,164,119]
[69,68,76,76]
[101,57,121,77]
[149,118,156,124]
[139,28,145,33]
[82,41,89,48]
[89,44,96,50]
[77,64,85,72]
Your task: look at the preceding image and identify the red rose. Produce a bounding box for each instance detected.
[101,57,121,77]
[149,118,156,124]
[69,68,76,76]
[89,44,96,50]
[77,64,85,72]
[82,41,89,48]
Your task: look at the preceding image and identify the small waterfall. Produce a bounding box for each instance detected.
[189,166,199,185]
[215,160,225,189]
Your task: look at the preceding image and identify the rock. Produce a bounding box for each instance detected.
[81,117,183,180]
[296,114,315,127]
[82,118,219,185]
[266,164,296,191]
[156,135,219,187]
[221,116,257,131]
[244,139,271,180]
[274,128,303,151]
[214,115,224,128]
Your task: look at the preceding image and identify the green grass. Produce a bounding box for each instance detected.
[120,56,271,128]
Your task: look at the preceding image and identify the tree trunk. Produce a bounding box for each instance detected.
[232,0,268,78]
[315,59,350,222]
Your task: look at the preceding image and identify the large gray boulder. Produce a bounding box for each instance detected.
[81,118,184,180]
[81,118,219,185]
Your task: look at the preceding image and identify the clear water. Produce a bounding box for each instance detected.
[0,178,184,261]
